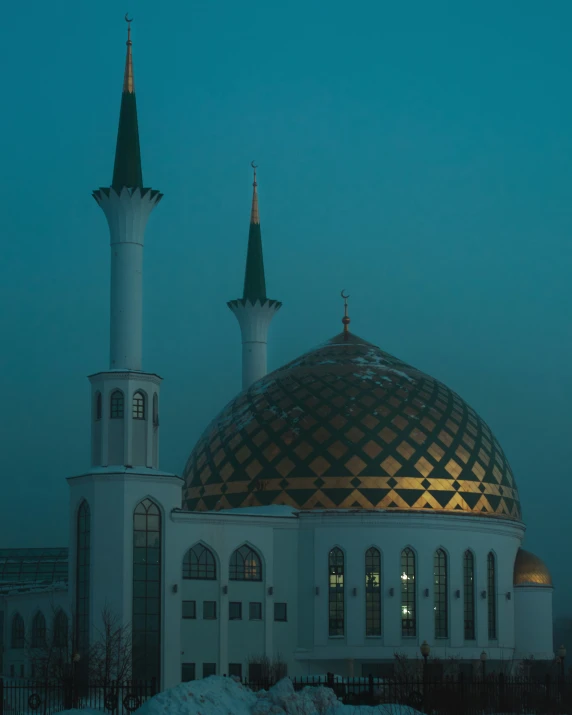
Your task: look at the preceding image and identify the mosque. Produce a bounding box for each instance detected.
[0,21,555,689]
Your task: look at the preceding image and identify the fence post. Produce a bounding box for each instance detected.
[368,673,373,701]
[545,673,551,707]
[0,677,3,715]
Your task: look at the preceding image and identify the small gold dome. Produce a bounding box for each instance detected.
[513,548,553,587]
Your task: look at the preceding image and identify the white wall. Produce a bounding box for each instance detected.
[514,586,554,660]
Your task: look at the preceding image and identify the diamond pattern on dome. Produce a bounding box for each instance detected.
[182,332,522,520]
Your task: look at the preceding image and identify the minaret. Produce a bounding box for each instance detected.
[228,163,281,390]
[89,17,163,468]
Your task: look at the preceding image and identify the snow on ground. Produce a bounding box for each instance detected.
[131,676,423,715]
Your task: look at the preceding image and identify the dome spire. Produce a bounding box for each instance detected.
[112,14,143,192]
[243,161,266,301]
[341,290,350,339]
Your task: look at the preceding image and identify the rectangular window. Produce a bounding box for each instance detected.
[229,663,242,679]
[203,663,216,678]
[20,664,24,678]
[274,603,287,622]
[229,602,242,620]
[249,662,263,681]
[249,602,262,620]
[182,600,196,619]
[203,601,217,620]
[181,663,195,682]
[10,664,14,678]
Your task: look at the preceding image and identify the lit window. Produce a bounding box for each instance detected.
[365,547,381,637]
[464,550,475,640]
[329,547,344,637]
[182,601,196,619]
[95,392,102,421]
[203,663,216,678]
[249,602,262,620]
[488,552,497,640]
[229,602,242,620]
[181,663,195,682]
[110,391,124,419]
[133,392,145,420]
[434,549,448,638]
[229,545,262,581]
[203,601,217,620]
[11,613,24,649]
[183,544,216,580]
[274,603,287,622]
[401,548,416,637]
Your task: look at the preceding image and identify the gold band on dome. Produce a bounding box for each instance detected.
[182,333,522,520]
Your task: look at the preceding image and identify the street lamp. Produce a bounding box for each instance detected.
[480,651,488,680]
[420,642,430,712]
[558,645,566,679]
[420,641,430,663]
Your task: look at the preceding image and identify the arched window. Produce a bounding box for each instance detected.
[464,550,475,640]
[11,613,24,649]
[401,548,416,637]
[31,612,46,648]
[133,499,162,684]
[153,394,159,427]
[110,390,124,419]
[133,391,145,420]
[365,547,381,636]
[95,392,102,421]
[488,552,497,640]
[434,549,448,638]
[328,547,344,637]
[76,500,90,654]
[53,611,68,647]
[183,544,216,580]
[229,545,262,581]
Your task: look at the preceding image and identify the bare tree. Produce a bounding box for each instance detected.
[88,604,132,685]
[26,604,77,684]
[246,653,288,682]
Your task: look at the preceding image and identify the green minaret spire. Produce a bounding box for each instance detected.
[242,162,267,302]
[112,17,143,192]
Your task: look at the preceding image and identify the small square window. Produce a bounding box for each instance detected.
[274,603,287,622]
[203,662,216,678]
[182,601,196,619]
[203,601,217,620]
[10,665,14,678]
[20,664,24,678]
[181,663,195,682]
[249,602,262,620]
[229,663,242,680]
[229,602,242,620]
[249,662,263,680]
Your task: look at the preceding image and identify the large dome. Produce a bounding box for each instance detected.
[182,332,521,520]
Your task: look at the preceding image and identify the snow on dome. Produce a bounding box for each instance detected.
[133,675,423,715]
[183,332,521,520]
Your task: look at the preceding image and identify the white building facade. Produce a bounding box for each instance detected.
[1,19,555,691]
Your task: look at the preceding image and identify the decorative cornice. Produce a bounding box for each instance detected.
[228,298,282,310]
[88,370,163,383]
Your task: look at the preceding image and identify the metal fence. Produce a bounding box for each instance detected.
[0,679,156,715]
[247,673,572,714]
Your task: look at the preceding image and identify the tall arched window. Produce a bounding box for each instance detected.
[487,552,497,640]
[31,612,46,648]
[133,499,162,685]
[328,548,344,637]
[464,550,475,640]
[229,545,262,581]
[183,544,216,579]
[365,547,381,636]
[11,613,24,649]
[152,394,159,427]
[76,500,90,656]
[401,548,416,637]
[133,392,145,420]
[110,390,124,419]
[95,392,102,420]
[434,549,448,638]
[53,611,68,647]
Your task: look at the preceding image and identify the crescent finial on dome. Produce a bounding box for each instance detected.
[341,290,350,339]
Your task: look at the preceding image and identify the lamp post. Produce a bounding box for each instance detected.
[558,645,566,680]
[72,653,81,708]
[480,651,487,680]
[420,641,430,712]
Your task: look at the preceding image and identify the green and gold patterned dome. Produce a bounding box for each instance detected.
[182,332,521,520]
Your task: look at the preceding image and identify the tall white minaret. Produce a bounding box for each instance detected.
[228,163,281,390]
[89,18,163,469]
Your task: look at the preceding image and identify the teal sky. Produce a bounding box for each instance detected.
[0,1,570,615]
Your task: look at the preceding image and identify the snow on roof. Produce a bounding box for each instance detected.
[134,675,424,715]
[174,505,298,518]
